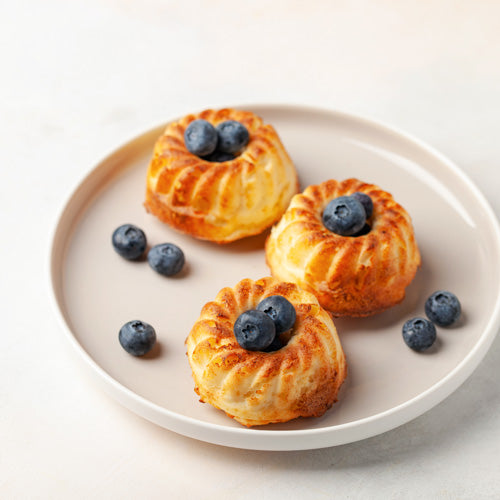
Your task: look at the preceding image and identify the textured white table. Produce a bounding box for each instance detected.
[2,1,500,498]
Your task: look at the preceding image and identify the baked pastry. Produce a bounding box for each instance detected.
[186,277,347,427]
[265,178,421,317]
[144,108,299,243]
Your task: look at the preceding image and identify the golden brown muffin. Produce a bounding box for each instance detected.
[145,108,299,244]
[186,277,347,427]
[265,178,421,317]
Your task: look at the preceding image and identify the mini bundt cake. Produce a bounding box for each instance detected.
[145,108,299,244]
[186,277,347,427]
[266,178,421,317]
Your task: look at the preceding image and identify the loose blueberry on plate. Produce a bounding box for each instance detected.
[202,150,235,163]
[184,119,218,156]
[216,120,250,154]
[425,291,461,327]
[119,320,156,356]
[402,317,437,351]
[234,310,276,351]
[148,243,185,276]
[256,295,296,334]
[322,195,366,236]
[351,192,373,219]
[112,223,147,260]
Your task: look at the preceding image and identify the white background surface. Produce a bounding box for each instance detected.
[2,1,500,498]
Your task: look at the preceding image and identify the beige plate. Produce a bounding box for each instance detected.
[50,105,500,450]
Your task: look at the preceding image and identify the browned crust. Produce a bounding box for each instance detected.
[265,178,421,317]
[145,185,294,245]
[185,277,347,427]
[145,108,299,243]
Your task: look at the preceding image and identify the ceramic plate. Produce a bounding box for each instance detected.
[49,105,500,450]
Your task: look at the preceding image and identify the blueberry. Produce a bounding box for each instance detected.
[202,150,235,163]
[322,196,366,236]
[351,192,373,219]
[425,291,461,327]
[402,317,437,351]
[352,223,371,237]
[184,119,218,156]
[256,295,296,334]
[119,320,156,356]
[112,224,147,260]
[262,335,284,353]
[147,243,185,276]
[216,120,250,154]
[234,310,276,351]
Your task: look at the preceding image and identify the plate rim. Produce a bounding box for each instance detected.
[48,103,500,450]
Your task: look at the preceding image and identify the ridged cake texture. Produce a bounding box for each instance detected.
[145,108,299,243]
[186,277,347,427]
[266,178,421,317]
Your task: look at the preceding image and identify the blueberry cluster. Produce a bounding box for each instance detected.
[234,295,296,352]
[322,192,373,236]
[402,290,461,352]
[184,119,249,162]
[112,223,185,276]
[112,223,186,356]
